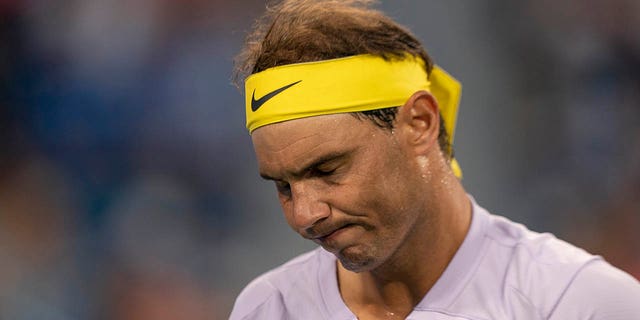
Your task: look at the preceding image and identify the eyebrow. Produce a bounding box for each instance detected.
[259,150,353,181]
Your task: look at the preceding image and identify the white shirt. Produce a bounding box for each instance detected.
[230,199,640,319]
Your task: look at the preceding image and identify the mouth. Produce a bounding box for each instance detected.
[313,223,356,243]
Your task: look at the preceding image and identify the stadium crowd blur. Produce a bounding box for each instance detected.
[0,1,638,319]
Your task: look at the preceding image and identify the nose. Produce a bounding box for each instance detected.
[287,182,330,231]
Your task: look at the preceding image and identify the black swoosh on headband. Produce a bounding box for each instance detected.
[251,80,302,112]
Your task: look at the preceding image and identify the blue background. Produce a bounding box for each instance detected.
[1,1,638,318]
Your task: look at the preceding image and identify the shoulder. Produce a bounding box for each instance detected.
[485,212,598,270]
[549,259,640,319]
[229,248,327,320]
[482,212,640,318]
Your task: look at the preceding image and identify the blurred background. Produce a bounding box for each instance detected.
[0,0,638,319]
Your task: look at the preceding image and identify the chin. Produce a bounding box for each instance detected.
[336,248,379,272]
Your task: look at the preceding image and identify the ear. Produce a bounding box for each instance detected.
[395,90,440,155]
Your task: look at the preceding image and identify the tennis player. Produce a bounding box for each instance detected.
[230,1,640,319]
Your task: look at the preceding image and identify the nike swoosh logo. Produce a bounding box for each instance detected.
[251,80,302,112]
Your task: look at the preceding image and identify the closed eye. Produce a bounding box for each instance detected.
[274,180,291,197]
[312,167,336,177]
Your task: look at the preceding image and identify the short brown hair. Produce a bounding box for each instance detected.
[234,0,452,158]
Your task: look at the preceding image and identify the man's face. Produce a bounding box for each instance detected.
[252,113,429,272]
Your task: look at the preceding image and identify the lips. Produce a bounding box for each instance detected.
[312,223,355,243]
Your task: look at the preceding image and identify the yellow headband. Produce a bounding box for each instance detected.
[245,54,462,177]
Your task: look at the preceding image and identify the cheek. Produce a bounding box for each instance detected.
[346,150,407,200]
[360,161,420,229]
[340,168,411,221]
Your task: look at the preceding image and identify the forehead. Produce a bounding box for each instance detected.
[251,114,388,172]
[253,113,367,147]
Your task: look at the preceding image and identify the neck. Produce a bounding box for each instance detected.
[338,161,471,318]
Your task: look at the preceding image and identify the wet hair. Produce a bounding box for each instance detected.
[234,0,452,158]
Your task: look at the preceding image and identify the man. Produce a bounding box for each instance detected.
[230,1,640,319]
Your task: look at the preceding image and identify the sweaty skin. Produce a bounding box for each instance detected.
[251,91,471,319]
